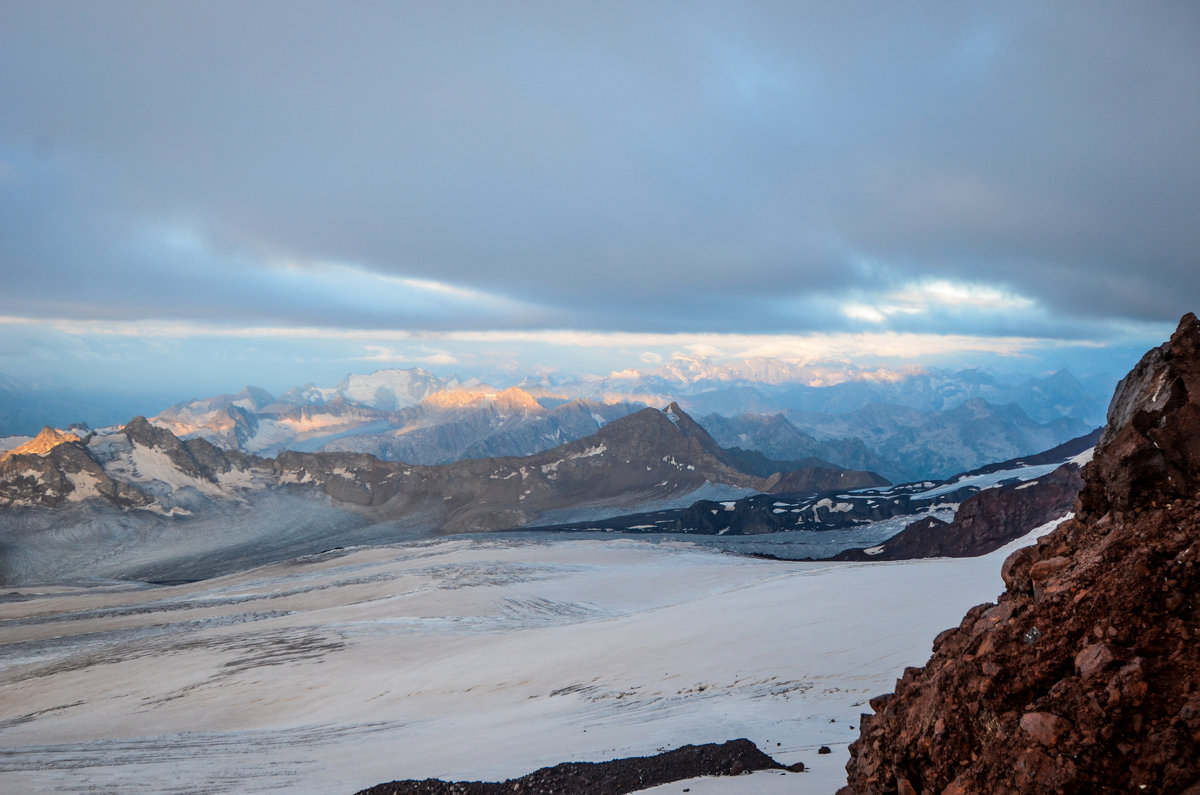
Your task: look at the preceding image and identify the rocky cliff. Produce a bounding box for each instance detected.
[840,313,1200,794]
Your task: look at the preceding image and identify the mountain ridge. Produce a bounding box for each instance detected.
[2,402,887,551]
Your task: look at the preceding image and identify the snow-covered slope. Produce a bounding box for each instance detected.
[0,521,1063,794]
[334,368,446,410]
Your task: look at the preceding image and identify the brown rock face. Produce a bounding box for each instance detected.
[840,313,1200,794]
[1078,314,1200,520]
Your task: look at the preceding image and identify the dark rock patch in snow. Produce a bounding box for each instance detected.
[354,738,789,794]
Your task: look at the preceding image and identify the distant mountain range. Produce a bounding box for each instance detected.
[0,403,888,583]
[529,429,1096,562]
[151,378,643,463]
[1,360,1107,484]
[704,399,1091,482]
[0,391,1097,585]
[520,357,1111,425]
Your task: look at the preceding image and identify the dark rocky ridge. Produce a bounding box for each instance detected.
[1,403,885,537]
[354,738,796,795]
[522,433,1095,542]
[840,313,1200,794]
[0,427,150,509]
[833,461,1084,561]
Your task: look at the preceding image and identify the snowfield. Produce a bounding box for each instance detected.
[0,521,1064,793]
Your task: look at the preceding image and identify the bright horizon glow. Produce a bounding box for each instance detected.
[0,313,1105,356]
[0,312,1164,402]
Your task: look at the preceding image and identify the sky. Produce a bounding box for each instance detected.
[1,2,1197,397]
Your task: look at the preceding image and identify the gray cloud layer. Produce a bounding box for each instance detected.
[2,1,1197,337]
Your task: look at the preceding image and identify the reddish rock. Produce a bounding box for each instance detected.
[840,313,1200,794]
[1028,555,1071,582]
[1019,711,1071,746]
[1075,643,1121,678]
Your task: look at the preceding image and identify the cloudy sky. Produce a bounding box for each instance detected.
[1,2,1196,395]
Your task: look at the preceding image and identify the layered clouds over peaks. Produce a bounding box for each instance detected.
[1,3,1196,393]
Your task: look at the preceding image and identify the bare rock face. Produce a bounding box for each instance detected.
[0,427,150,508]
[840,313,1200,794]
[1078,313,1200,520]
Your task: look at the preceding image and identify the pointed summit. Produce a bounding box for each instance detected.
[1,426,82,461]
[660,402,753,470]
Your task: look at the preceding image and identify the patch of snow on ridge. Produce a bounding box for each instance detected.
[65,470,104,501]
[917,462,1061,499]
[215,468,269,490]
[126,444,223,497]
[569,444,606,460]
[814,498,854,513]
[1070,447,1095,467]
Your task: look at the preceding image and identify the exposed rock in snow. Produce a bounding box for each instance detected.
[355,738,791,794]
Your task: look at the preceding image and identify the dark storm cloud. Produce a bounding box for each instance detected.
[1,1,1197,335]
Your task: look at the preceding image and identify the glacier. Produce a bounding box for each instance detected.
[0,520,1063,793]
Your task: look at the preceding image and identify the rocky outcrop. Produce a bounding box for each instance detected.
[840,313,1200,794]
[122,415,216,481]
[355,738,793,795]
[0,429,149,508]
[0,426,82,461]
[0,419,272,511]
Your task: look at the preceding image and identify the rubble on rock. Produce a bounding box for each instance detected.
[840,313,1200,794]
